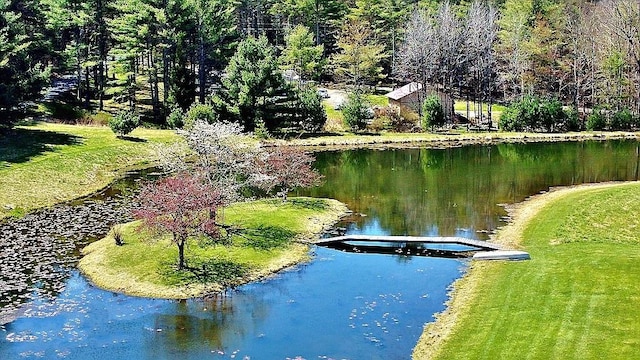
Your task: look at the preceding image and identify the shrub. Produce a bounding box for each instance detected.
[184,103,216,129]
[610,108,633,131]
[111,225,124,246]
[296,87,327,132]
[399,107,420,131]
[167,107,185,129]
[109,110,140,136]
[342,92,370,132]
[367,115,390,132]
[539,98,565,132]
[586,107,607,131]
[421,95,445,131]
[564,107,581,132]
[498,105,523,132]
[519,96,540,130]
[254,118,270,139]
[499,96,569,132]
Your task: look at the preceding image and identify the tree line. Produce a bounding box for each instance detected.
[2,0,640,132]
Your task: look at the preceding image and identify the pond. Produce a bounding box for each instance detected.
[1,140,639,359]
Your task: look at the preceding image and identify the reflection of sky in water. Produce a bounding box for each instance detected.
[0,248,466,359]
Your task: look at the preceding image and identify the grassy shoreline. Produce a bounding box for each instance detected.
[79,197,349,299]
[413,182,640,359]
[2,122,637,220]
[0,122,179,219]
[268,131,639,150]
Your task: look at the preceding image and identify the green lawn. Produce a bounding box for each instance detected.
[79,197,348,298]
[0,122,179,218]
[415,182,640,359]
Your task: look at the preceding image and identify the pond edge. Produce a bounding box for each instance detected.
[411,181,640,359]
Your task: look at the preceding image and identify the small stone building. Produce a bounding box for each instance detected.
[386,82,453,119]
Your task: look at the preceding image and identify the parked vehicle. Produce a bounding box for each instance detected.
[317,88,329,98]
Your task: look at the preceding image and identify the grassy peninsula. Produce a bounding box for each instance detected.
[0,122,178,219]
[414,182,640,359]
[79,197,348,298]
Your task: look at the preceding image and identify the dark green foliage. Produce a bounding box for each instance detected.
[183,103,217,129]
[342,92,371,132]
[539,98,565,132]
[214,36,290,132]
[168,66,196,112]
[518,96,540,130]
[499,96,570,132]
[610,108,634,131]
[166,107,185,129]
[41,101,88,121]
[0,0,50,128]
[586,108,607,131]
[293,88,327,132]
[498,105,523,132]
[421,95,445,130]
[564,107,581,132]
[109,110,140,136]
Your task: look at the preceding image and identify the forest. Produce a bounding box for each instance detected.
[1,0,640,133]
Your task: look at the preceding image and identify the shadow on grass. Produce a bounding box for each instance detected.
[0,127,83,165]
[289,197,330,211]
[242,225,295,250]
[161,258,250,289]
[118,135,147,143]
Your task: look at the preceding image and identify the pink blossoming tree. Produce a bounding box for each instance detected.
[133,174,223,270]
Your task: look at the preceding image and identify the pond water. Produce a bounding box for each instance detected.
[1,140,639,359]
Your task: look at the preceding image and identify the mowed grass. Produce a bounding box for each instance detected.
[0,122,179,218]
[415,182,640,359]
[79,197,348,298]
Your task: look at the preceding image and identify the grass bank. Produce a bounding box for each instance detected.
[0,122,178,219]
[79,197,349,299]
[274,131,639,149]
[414,182,640,359]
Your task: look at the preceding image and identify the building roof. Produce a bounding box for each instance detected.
[385,82,423,101]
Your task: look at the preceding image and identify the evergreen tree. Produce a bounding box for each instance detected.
[0,0,50,127]
[215,36,291,132]
[280,24,324,81]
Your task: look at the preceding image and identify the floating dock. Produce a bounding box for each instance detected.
[316,235,530,261]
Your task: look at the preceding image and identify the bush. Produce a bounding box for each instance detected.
[539,98,565,132]
[342,92,370,132]
[367,115,390,132]
[610,108,633,131]
[564,107,581,132]
[166,107,185,129]
[421,95,445,131]
[499,96,569,132]
[586,108,607,131]
[184,103,216,129]
[109,110,140,136]
[519,96,540,130]
[111,225,124,246]
[498,105,523,131]
[399,107,420,131]
[295,88,326,132]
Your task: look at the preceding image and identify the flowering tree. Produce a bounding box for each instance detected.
[256,147,323,201]
[133,174,223,270]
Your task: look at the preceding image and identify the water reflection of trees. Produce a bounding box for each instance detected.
[146,289,276,356]
[304,141,640,239]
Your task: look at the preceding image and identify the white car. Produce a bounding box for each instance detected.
[317,88,329,98]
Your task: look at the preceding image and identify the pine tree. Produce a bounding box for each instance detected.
[0,0,50,127]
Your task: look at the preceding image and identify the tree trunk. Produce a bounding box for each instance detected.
[177,235,186,270]
[198,19,206,104]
